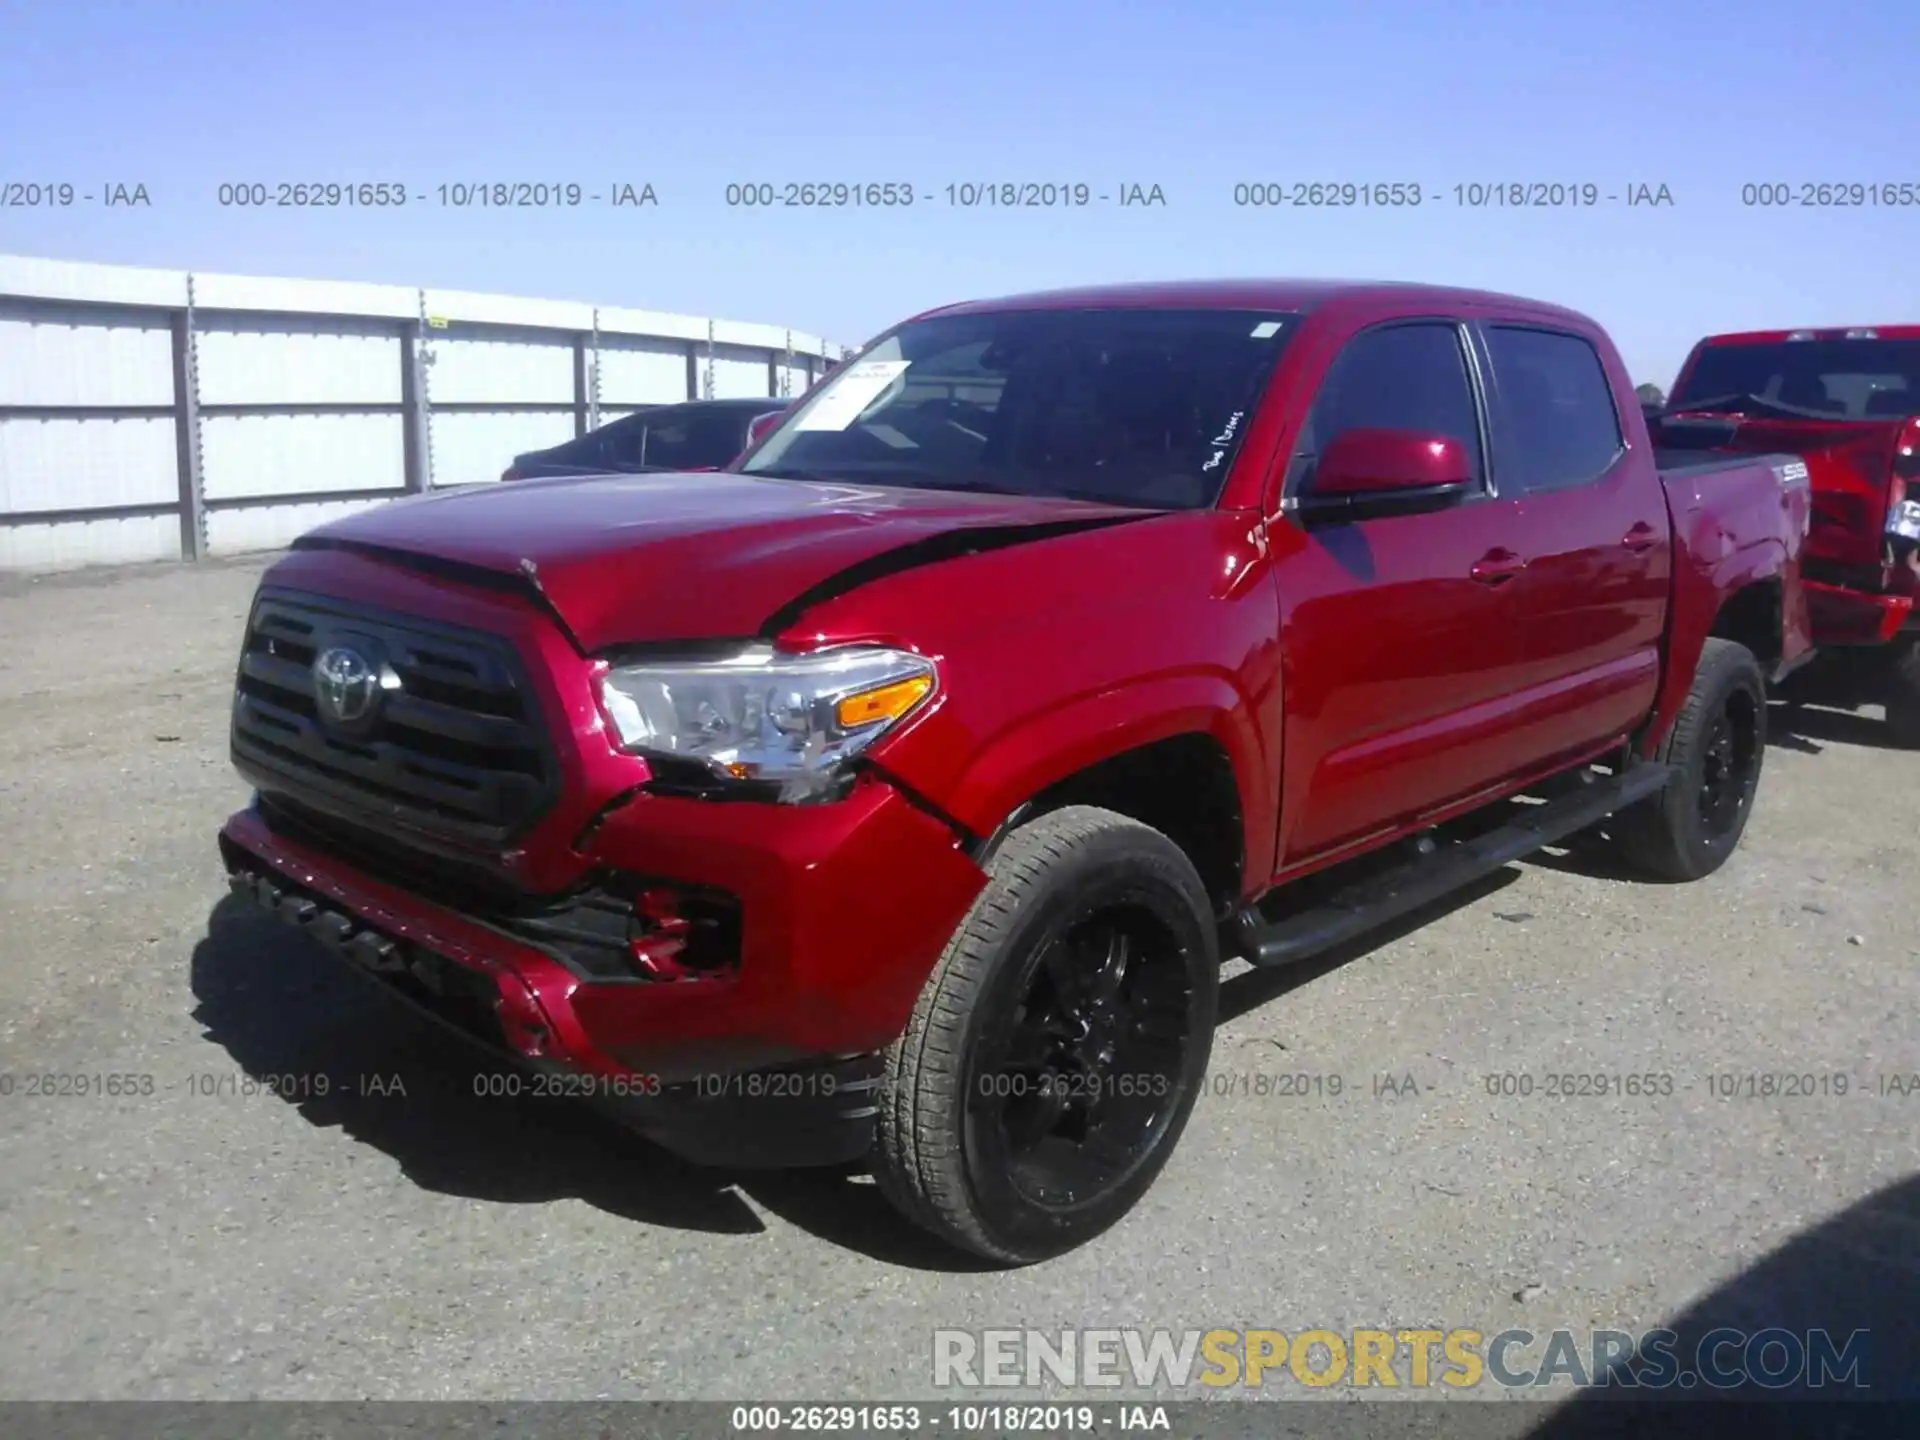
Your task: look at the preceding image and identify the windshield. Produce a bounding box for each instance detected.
[740,307,1300,508]
[1671,338,1920,420]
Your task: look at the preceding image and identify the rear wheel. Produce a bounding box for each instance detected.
[1616,638,1766,881]
[871,806,1218,1265]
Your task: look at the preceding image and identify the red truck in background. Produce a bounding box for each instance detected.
[1655,326,1920,738]
[218,280,1811,1264]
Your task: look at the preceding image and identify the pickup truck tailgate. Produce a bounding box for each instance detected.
[1655,413,1909,570]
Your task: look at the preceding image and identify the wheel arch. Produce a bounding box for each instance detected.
[971,730,1250,922]
[1708,575,1786,673]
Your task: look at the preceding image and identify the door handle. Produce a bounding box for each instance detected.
[1622,522,1659,553]
[1470,548,1526,585]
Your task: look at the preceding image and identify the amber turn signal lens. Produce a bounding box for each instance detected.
[836,674,933,729]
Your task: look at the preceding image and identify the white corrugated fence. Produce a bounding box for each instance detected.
[0,253,845,571]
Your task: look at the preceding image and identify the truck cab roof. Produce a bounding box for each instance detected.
[1695,324,1920,346]
[919,278,1599,328]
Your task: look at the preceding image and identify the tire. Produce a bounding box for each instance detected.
[1616,638,1766,882]
[871,805,1219,1265]
[1881,639,1920,749]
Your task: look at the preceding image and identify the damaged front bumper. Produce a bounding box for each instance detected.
[217,782,985,1169]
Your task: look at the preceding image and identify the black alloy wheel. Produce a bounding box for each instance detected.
[964,905,1197,1211]
[1696,685,1761,842]
[871,805,1219,1264]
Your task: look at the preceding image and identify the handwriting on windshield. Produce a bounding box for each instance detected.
[1201,411,1245,472]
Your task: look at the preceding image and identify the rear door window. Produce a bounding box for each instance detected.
[1486,327,1624,494]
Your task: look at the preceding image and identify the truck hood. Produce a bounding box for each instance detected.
[291,470,1152,652]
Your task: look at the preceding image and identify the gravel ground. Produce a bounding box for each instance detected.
[0,555,1915,1418]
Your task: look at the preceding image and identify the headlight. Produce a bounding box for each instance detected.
[598,644,936,802]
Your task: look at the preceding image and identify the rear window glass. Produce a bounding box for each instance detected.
[642,413,749,469]
[1672,338,1920,419]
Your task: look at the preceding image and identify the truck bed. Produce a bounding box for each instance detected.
[1654,448,1803,479]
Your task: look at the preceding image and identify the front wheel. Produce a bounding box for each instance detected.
[871,806,1219,1264]
[1616,637,1766,882]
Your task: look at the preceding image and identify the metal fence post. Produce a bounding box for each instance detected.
[704,318,716,400]
[400,316,426,493]
[572,331,590,439]
[169,274,207,561]
[587,307,601,432]
[403,288,435,490]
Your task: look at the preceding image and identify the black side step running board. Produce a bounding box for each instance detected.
[1232,762,1675,969]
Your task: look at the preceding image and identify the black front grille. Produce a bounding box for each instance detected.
[231,590,557,848]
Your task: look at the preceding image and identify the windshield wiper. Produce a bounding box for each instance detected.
[745,463,1156,503]
[882,476,1024,496]
[751,465,1020,495]
[745,465,860,484]
[1662,393,1846,421]
[1659,393,1749,415]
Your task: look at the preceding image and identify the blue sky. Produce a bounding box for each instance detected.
[1,0,1912,387]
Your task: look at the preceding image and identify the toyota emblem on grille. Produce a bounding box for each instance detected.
[313,645,381,725]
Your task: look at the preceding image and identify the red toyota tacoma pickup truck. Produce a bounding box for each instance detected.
[1654,325,1920,739]
[218,280,1811,1264]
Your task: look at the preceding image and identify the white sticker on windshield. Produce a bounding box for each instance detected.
[1250,321,1283,339]
[791,360,912,431]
